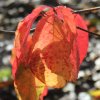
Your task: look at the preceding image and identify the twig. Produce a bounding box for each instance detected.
[30,27,100,37]
[0,27,100,37]
[77,26,100,37]
[32,27,100,37]
[0,30,15,35]
[0,28,35,35]
[0,7,100,37]
[74,6,100,13]
[0,80,13,88]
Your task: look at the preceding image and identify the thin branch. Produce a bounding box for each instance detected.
[0,7,100,37]
[74,6,100,13]
[30,27,35,32]
[33,27,100,37]
[0,28,35,34]
[0,80,13,88]
[31,27,100,37]
[0,27,100,37]
[0,30,15,35]
[77,26,100,37]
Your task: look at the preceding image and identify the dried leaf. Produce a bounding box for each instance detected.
[69,14,88,81]
[14,64,46,100]
[11,5,88,100]
[11,6,49,100]
[30,6,78,87]
[75,14,88,64]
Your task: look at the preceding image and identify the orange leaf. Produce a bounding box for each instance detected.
[14,64,47,100]
[69,14,88,81]
[11,6,49,100]
[75,14,88,64]
[11,5,88,100]
[30,6,78,87]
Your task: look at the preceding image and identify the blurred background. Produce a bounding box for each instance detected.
[0,0,100,100]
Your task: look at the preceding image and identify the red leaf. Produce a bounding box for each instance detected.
[11,5,48,78]
[11,6,49,100]
[75,14,88,64]
[69,14,88,81]
[40,86,48,100]
[11,5,88,100]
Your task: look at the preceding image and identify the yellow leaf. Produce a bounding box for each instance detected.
[14,64,46,100]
